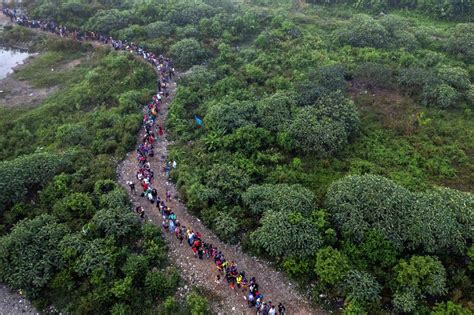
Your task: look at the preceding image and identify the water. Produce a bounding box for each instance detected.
[0,47,31,80]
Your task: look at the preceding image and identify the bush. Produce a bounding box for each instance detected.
[393,256,447,297]
[431,301,471,315]
[205,163,251,205]
[325,175,416,249]
[288,111,348,156]
[336,14,389,48]
[0,152,74,214]
[0,215,68,297]
[52,192,95,222]
[314,247,350,286]
[353,62,394,90]
[205,100,258,133]
[447,24,474,63]
[343,270,381,306]
[243,183,316,216]
[85,9,131,34]
[145,21,175,38]
[213,211,240,244]
[170,38,207,69]
[251,210,324,257]
[186,291,210,315]
[257,92,295,132]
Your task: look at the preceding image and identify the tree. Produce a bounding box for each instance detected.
[343,270,381,306]
[257,92,295,132]
[392,288,418,313]
[85,9,130,34]
[0,152,74,214]
[186,291,210,315]
[205,100,258,133]
[213,211,240,244]
[144,21,175,38]
[412,188,473,254]
[251,210,324,257]
[336,14,389,48]
[325,175,416,249]
[447,23,474,63]
[311,91,360,137]
[90,207,141,241]
[393,256,447,297]
[169,38,207,69]
[55,123,91,147]
[52,192,95,222]
[288,112,348,156]
[314,247,350,286]
[0,215,68,297]
[242,183,316,216]
[205,163,251,205]
[422,83,459,109]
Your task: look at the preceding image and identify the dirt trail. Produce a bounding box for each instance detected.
[117,71,324,314]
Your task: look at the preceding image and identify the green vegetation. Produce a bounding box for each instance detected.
[0,35,181,312]
[1,0,473,313]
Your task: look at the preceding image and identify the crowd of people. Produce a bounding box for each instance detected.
[3,7,287,314]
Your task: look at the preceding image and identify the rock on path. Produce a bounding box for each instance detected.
[117,73,325,314]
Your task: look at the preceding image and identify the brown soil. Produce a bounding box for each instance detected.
[117,74,324,314]
[350,80,421,136]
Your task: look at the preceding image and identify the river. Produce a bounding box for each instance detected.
[0,47,31,80]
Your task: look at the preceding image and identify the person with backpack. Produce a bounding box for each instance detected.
[127,181,136,195]
[278,303,286,315]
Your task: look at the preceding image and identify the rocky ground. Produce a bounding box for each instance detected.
[0,284,37,315]
[117,74,325,314]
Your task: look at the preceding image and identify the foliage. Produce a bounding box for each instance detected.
[242,183,316,216]
[0,152,74,214]
[336,14,389,49]
[325,175,415,248]
[256,92,295,132]
[325,175,474,254]
[0,215,68,297]
[251,210,324,257]
[393,256,447,297]
[186,291,210,315]
[447,24,474,63]
[343,270,381,306]
[431,301,472,315]
[170,38,207,70]
[314,247,350,286]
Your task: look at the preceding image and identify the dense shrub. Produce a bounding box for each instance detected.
[336,14,389,48]
[0,215,68,297]
[170,38,207,69]
[447,23,474,63]
[0,152,75,214]
[251,210,324,257]
[314,247,350,286]
[243,183,316,216]
[326,175,474,253]
[256,92,295,132]
[393,256,447,298]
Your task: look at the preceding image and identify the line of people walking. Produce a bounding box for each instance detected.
[3,7,286,314]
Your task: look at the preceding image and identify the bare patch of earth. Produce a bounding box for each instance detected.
[0,54,84,108]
